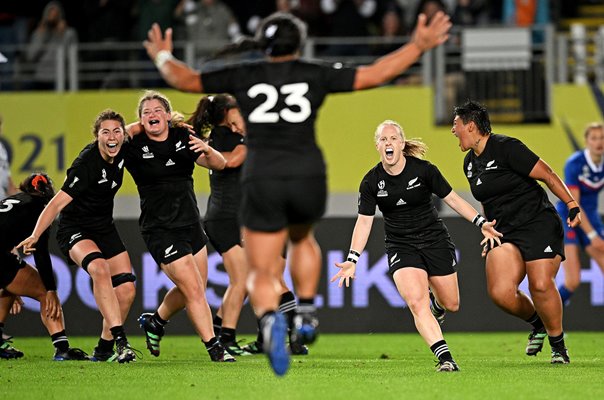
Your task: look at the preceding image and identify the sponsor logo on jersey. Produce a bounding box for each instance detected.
[69,232,82,244]
[165,159,175,166]
[377,180,388,197]
[142,146,154,159]
[164,244,177,258]
[396,198,406,206]
[389,253,400,267]
[98,169,108,184]
[544,246,553,253]
[118,159,124,169]
[485,160,498,170]
[111,181,117,189]
[476,178,482,185]
[407,177,421,190]
[69,177,79,188]
[175,141,186,152]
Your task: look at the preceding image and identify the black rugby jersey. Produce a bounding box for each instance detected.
[0,192,55,290]
[60,141,125,231]
[358,157,453,248]
[201,59,356,181]
[463,134,556,233]
[206,125,245,221]
[124,127,202,232]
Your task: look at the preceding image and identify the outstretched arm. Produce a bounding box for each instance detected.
[144,24,203,93]
[443,191,502,248]
[353,12,451,90]
[18,190,73,254]
[331,214,374,288]
[189,134,227,170]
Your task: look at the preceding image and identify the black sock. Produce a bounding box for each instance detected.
[153,312,168,326]
[203,337,219,349]
[279,291,297,331]
[430,340,454,362]
[431,296,445,313]
[110,325,127,344]
[220,327,236,343]
[51,330,69,352]
[97,338,114,352]
[213,315,223,337]
[297,298,316,315]
[525,312,545,331]
[548,333,566,349]
[0,322,4,339]
[255,317,264,344]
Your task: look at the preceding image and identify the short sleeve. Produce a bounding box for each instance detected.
[564,156,581,188]
[358,174,377,216]
[504,137,540,177]
[321,63,356,93]
[61,157,91,199]
[425,162,453,199]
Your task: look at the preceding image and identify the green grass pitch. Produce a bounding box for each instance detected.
[2,332,603,400]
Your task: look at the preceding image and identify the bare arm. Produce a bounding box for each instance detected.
[17,190,73,254]
[353,12,451,90]
[143,24,203,93]
[189,134,227,170]
[331,214,374,288]
[443,190,502,246]
[221,145,247,169]
[529,159,580,228]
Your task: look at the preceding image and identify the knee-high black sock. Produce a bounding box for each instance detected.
[213,315,223,337]
[279,291,297,331]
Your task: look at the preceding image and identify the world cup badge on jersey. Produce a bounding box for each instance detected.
[377,180,388,197]
[467,162,472,178]
[142,146,154,159]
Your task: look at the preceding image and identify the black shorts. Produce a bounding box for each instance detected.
[204,218,241,255]
[241,176,327,232]
[487,210,565,262]
[386,238,457,277]
[142,221,208,266]
[57,223,127,264]
[0,251,26,289]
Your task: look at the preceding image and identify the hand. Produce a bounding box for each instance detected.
[330,261,356,288]
[10,296,24,315]
[411,11,452,52]
[125,121,144,137]
[44,291,62,320]
[143,23,173,61]
[480,219,503,250]
[567,209,581,228]
[189,134,209,154]
[17,235,38,255]
[173,120,196,135]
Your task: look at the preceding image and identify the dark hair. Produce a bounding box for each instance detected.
[187,94,239,138]
[256,12,307,56]
[453,100,492,135]
[19,172,55,201]
[92,109,126,138]
[212,13,306,59]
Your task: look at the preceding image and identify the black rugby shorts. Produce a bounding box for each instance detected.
[0,251,26,289]
[142,221,208,266]
[57,223,127,264]
[204,218,241,255]
[386,238,457,277]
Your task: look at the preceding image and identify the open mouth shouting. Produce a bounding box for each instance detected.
[385,147,395,161]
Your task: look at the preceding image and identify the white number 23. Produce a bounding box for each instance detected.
[247,83,311,124]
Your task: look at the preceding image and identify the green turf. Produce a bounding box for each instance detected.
[1,332,603,400]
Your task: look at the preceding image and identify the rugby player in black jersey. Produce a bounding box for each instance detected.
[451,101,579,364]
[331,120,501,372]
[143,10,451,375]
[1,173,90,361]
[126,91,234,363]
[19,110,137,363]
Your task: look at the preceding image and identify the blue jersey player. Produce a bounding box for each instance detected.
[556,122,604,305]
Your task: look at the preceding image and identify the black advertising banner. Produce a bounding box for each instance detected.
[9,218,604,336]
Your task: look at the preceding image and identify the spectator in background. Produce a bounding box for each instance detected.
[177,0,241,62]
[452,0,490,26]
[502,0,549,43]
[81,0,135,88]
[372,3,407,56]
[23,1,77,90]
[321,0,377,56]
[410,0,447,31]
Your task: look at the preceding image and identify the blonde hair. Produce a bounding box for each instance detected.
[584,122,604,139]
[137,90,172,117]
[374,120,428,158]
